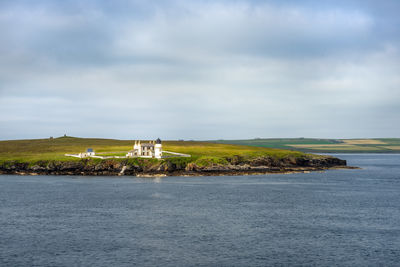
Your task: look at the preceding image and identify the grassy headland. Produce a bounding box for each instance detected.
[0,136,305,164]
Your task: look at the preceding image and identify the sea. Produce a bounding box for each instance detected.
[1,154,399,266]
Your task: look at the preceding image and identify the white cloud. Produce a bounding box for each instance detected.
[0,0,399,139]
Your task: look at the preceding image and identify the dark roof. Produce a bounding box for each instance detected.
[87,148,93,152]
[156,138,162,144]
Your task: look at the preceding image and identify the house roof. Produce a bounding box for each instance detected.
[141,143,154,147]
[87,148,93,152]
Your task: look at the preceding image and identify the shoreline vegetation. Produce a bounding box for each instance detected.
[0,136,354,177]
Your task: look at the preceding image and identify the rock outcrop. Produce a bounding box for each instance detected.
[0,155,351,177]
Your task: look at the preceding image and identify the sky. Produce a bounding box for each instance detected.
[0,0,399,140]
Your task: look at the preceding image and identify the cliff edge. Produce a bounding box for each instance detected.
[0,154,351,177]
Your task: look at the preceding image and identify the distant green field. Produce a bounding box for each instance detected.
[212,138,400,153]
[0,136,307,163]
[213,138,340,149]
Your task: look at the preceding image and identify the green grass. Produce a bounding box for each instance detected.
[212,138,341,150]
[212,138,400,153]
[378,138,400,145]
[96,152,128,157]
[0,136,136,161]
[164,141,304,159]
[0,136,308,165]
[194,156,229,167]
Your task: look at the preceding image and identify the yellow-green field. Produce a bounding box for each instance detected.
[287,139,400,152]
[213,138,400,153]
[0,136,306,162]
[288,144,381,151]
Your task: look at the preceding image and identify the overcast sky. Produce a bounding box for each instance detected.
[0,0,399,140]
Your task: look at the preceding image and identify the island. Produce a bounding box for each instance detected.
[0,136,354,177]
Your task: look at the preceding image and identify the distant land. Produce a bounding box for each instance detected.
[211,138,400,153]
[0,136,350,176]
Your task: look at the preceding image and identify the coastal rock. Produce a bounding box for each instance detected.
[31,165,46,172]
[248,157,280,167]
[0,155,348,176]
[59,161,83,171]
[185,163,198,171]
[229,155,243,165]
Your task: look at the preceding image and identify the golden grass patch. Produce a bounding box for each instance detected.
[288,144,381,150]
[342,139,386,145]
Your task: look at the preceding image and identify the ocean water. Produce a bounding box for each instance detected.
[0,154,400,266]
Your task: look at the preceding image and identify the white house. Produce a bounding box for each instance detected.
[86,148,95,156]
[126,138,163,159]
[77,148,96,158]
[65,139,190,160]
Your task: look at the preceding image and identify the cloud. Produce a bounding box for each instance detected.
[0,0,399,139]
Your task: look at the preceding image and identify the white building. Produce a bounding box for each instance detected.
[78,148,95,158]
[126,138,163,159]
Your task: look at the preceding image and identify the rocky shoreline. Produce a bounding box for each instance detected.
[0,155,356,177]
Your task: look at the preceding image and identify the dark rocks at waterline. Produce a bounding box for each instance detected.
[244,156,346,168]
[0,156,348,176]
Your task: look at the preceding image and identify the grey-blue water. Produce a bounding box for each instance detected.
[1,154,400,266]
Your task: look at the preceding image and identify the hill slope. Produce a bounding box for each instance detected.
[0,136,306,162]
